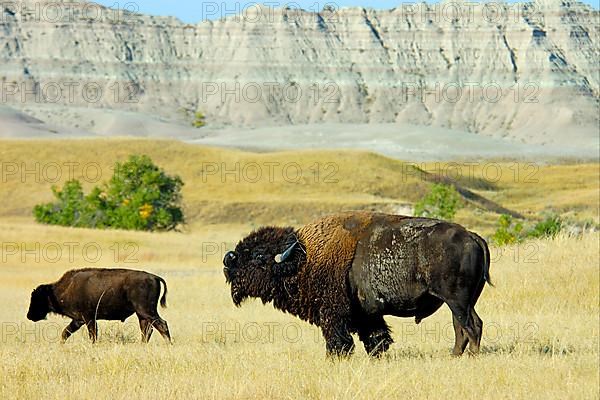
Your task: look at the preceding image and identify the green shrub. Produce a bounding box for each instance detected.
[34,155,184,232]
[192,111,206,128]
[413,183,461,220]
[492,214,524,246]
[34,180,89,227]
[527,214,562,239]
[492,213,565,246]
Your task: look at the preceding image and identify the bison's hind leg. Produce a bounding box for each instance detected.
[446,301,482,356]
[356,316,393,357]
[138,313,171,344]
[467,308,483,354]
[452,315,468,356]
[152,317,172,344]
[138,316,154,343]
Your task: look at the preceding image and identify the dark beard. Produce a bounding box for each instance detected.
[231,284,247,307]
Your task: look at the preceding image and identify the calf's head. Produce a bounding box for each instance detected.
[223,226,303,306]
[27,285,52,322]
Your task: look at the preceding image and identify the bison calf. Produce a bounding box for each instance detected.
[223,212,492,357]
[27,268,171,343]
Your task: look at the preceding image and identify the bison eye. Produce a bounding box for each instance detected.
[256,254,266,262]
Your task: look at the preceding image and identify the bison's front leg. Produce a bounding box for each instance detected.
[356,317,393,357]
[86,320,98,343]
[321,319,354,358]
[61,320,84,343]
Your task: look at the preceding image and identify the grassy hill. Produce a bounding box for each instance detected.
[1,139,597,236]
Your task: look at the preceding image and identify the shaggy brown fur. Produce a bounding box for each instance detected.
[223,212,491,357]
[294,212,409,354]
[27,268,171,343]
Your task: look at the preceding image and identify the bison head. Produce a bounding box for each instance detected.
[27,284,53,322]
[223,226,304,306]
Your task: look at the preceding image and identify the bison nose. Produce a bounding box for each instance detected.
[223,251,237,268]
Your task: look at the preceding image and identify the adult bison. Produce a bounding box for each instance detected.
[223,212,492,357]
[27,268,171,343]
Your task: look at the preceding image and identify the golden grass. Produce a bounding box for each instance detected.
[0,224,597,399]
[0,139,598,398]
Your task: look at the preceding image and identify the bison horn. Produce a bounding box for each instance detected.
[275,241,298,263]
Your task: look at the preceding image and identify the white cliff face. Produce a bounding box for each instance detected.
[0,0,598,146]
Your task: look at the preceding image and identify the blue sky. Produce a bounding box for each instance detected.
[96,0,599,23]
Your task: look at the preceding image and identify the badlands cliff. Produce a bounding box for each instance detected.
[0,0,598,148]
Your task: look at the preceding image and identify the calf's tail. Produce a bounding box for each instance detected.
[157,277,168,308]
[470,232,493,287]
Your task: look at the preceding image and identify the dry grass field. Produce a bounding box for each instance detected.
[0,139,598,399]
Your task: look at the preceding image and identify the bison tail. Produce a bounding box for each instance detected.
[470,232,494,287]
[158,277,168,308]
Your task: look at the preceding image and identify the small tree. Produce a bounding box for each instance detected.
[413,183,461,220]
[34,155,184,232]
[34,180,88,227]
[104,155,184,231]
[492,214,524,246]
